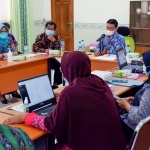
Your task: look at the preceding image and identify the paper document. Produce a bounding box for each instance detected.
[11,103,24,112]
[93,54,117,60]
[126,73,141,79]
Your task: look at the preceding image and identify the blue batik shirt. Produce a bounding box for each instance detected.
[99,32,126,54]
[0,37,16,54]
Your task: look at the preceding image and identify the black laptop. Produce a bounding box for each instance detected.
[116,48,141,70]
[17,74,57,116]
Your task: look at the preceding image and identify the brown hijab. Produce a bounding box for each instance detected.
[44,51,126,150]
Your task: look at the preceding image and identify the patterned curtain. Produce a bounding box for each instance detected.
[19,0,27,51]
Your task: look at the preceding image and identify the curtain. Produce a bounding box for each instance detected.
[0,0,10,23]
[10,0,22,52]
[10,0,34,52]
[26,0,34,52]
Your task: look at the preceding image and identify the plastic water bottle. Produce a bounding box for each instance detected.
[78,41,82,50]
[23,97,29,113]
[126,45,131,53]
[7,48,13,62]
[81,40,85,49]
[24,44,28,54]
[61,40,65,54]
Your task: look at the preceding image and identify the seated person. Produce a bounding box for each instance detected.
[0,24,19,104]
[33,21,62,87]
[95,19,126,56]
[0,124,35,150]
[2,22,20,53]
[116,50,150,142]
[3,51,126,150]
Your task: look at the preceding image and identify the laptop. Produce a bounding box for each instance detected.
[17,74,57,116]
[116,48,141,70]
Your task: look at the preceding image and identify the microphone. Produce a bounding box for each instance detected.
[96,34,105,42]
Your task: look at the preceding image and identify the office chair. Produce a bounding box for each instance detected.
[128,116,150,150]
[117,26,135,53]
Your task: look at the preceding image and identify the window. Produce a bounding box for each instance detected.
[0,0,10,23]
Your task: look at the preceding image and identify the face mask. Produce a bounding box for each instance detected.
[106,30,115,36]
[63,77,69,86]
[143,65,150,76]
[0,32,8,39]
[45,29,54,36]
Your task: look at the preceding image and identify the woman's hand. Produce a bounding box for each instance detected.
[126,96,134,104]
[116,98,131,112]
[3,113,27,125]
[13,51,18,56]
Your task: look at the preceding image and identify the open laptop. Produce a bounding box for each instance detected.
[116,48,141,70]
[17,74,57,116]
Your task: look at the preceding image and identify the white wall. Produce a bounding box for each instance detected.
[33,0,132,49]
[33,0,51,38]
[74,0,131,49]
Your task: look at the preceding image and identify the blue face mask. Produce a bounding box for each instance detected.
[45,29,54,36]
[143,65,150,76]
[0,32,8,39]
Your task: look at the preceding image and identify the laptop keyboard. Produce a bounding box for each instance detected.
[34,105,56,116]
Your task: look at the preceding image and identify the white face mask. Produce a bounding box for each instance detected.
[106,30,115,36]
[63,77,69,86]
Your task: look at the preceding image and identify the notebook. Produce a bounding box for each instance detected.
[17,74,57,116]
[116,48,141,70]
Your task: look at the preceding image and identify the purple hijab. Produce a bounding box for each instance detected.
[44,51,126,150]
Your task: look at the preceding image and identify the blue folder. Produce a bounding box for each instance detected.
[107,78,144,87]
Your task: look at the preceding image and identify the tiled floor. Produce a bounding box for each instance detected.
[0,94,21,108]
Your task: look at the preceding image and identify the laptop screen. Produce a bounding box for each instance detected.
[18,75,55,107]
[116,48,128,69]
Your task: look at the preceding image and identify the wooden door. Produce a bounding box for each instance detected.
[51,0,74,51]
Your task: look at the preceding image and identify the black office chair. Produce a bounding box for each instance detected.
[117,26,130,36]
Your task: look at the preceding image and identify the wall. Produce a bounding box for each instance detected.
[33,0,51,38]
[74,0,131,49]
[33,0,133,49]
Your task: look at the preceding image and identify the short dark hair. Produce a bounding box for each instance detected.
[2,22,10,29]
[107,19,118,28]
[45,21,57,30]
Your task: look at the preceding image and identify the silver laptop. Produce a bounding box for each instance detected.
[116,48,140,70]
[17,74,57,116]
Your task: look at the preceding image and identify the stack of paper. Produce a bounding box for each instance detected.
[93,54,117,60]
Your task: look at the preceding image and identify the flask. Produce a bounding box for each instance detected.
[7,48,13,62]
[81,40,85,49]
[23,97,29,113]
[126,45,131,53]
[60,40,65,54]
[24,44,28,54]
[78,41,82,50]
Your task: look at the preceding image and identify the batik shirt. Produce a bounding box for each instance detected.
[8,33,18,47]
[33,33,61,52]
[99,32,126,54]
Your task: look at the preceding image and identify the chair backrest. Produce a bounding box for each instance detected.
[128,116,150,150]
[124,36,135,53]
[117,26,130,36]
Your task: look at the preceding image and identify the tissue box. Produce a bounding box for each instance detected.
[49,50,61,55]
[119,70,132,76]
[114,71,123,78]
[127,53,141,59]
[126,53,141,63]
[13,55,26,61]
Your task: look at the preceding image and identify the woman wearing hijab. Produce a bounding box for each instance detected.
[116,50,150,141]
[0,24,17,58]
[0,24,18,104]
[3,51,126,150]
[33,21,62,88]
